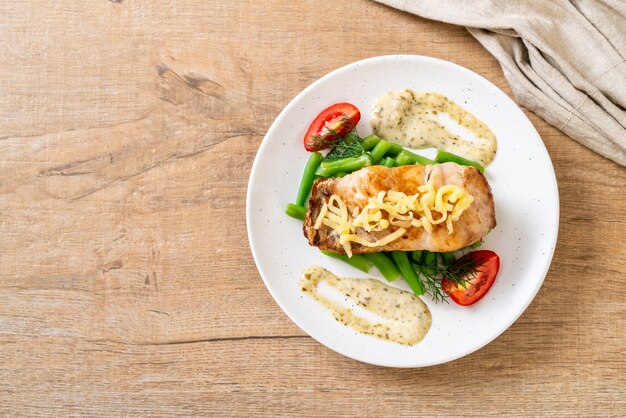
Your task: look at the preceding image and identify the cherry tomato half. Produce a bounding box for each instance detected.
[303,103,361,152]
[442,250,500,306]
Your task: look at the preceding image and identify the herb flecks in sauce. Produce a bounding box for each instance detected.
[371,89,497,166]
[301,266,431,345]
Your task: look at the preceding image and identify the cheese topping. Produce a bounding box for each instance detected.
[313,183,473,256]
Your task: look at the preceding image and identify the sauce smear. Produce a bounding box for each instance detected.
[300,266,431,345]
[371,89,497,166]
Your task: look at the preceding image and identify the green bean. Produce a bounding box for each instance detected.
[284,203,306,221]
[364,252,401,282]
[394,149,436,166]
[440,251,456,266]
[295,152,323,206]
[361,134,381,151]
[315,154,372,177]
[421,250,438,276]
[411,250,424,264]
[462,240,484,250]
[386,143,403,157]
[435,150,484,173]
[333,172,347,178]
[469,240,483,249]
[394,151,413,166]
[391,251,425,295]
[344,130,361,145]
[412,150,436,165]
[369,139,392,163]
[458,240,484,252]
[381,156,395,168]
[423,251,437,266]
[321,251,371,273]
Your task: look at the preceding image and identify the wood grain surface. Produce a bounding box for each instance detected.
[1,1,624,416]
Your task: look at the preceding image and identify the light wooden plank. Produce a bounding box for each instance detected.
[0,0,624,416]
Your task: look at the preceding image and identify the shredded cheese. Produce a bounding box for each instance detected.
[313,182,473,257]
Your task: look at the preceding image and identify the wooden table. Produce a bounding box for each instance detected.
[1,1,624,416]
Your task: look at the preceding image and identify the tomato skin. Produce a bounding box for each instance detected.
[303,103,361,152]
[442,250,500,306]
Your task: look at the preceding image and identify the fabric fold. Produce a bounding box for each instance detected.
[375,0,626,166]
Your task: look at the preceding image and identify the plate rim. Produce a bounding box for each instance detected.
[246,54,560,367]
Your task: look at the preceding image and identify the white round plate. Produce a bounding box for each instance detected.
[246,55,559,367]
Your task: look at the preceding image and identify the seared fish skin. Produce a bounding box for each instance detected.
[304,163,496,254]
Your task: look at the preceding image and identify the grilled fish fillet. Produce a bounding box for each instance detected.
[304,163,495,254]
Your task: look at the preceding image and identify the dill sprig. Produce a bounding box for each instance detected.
[311,116,364,161]
[324,130,364,161]
[413,254,485,303]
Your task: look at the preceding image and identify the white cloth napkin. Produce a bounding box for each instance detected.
[375,0,626,166]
